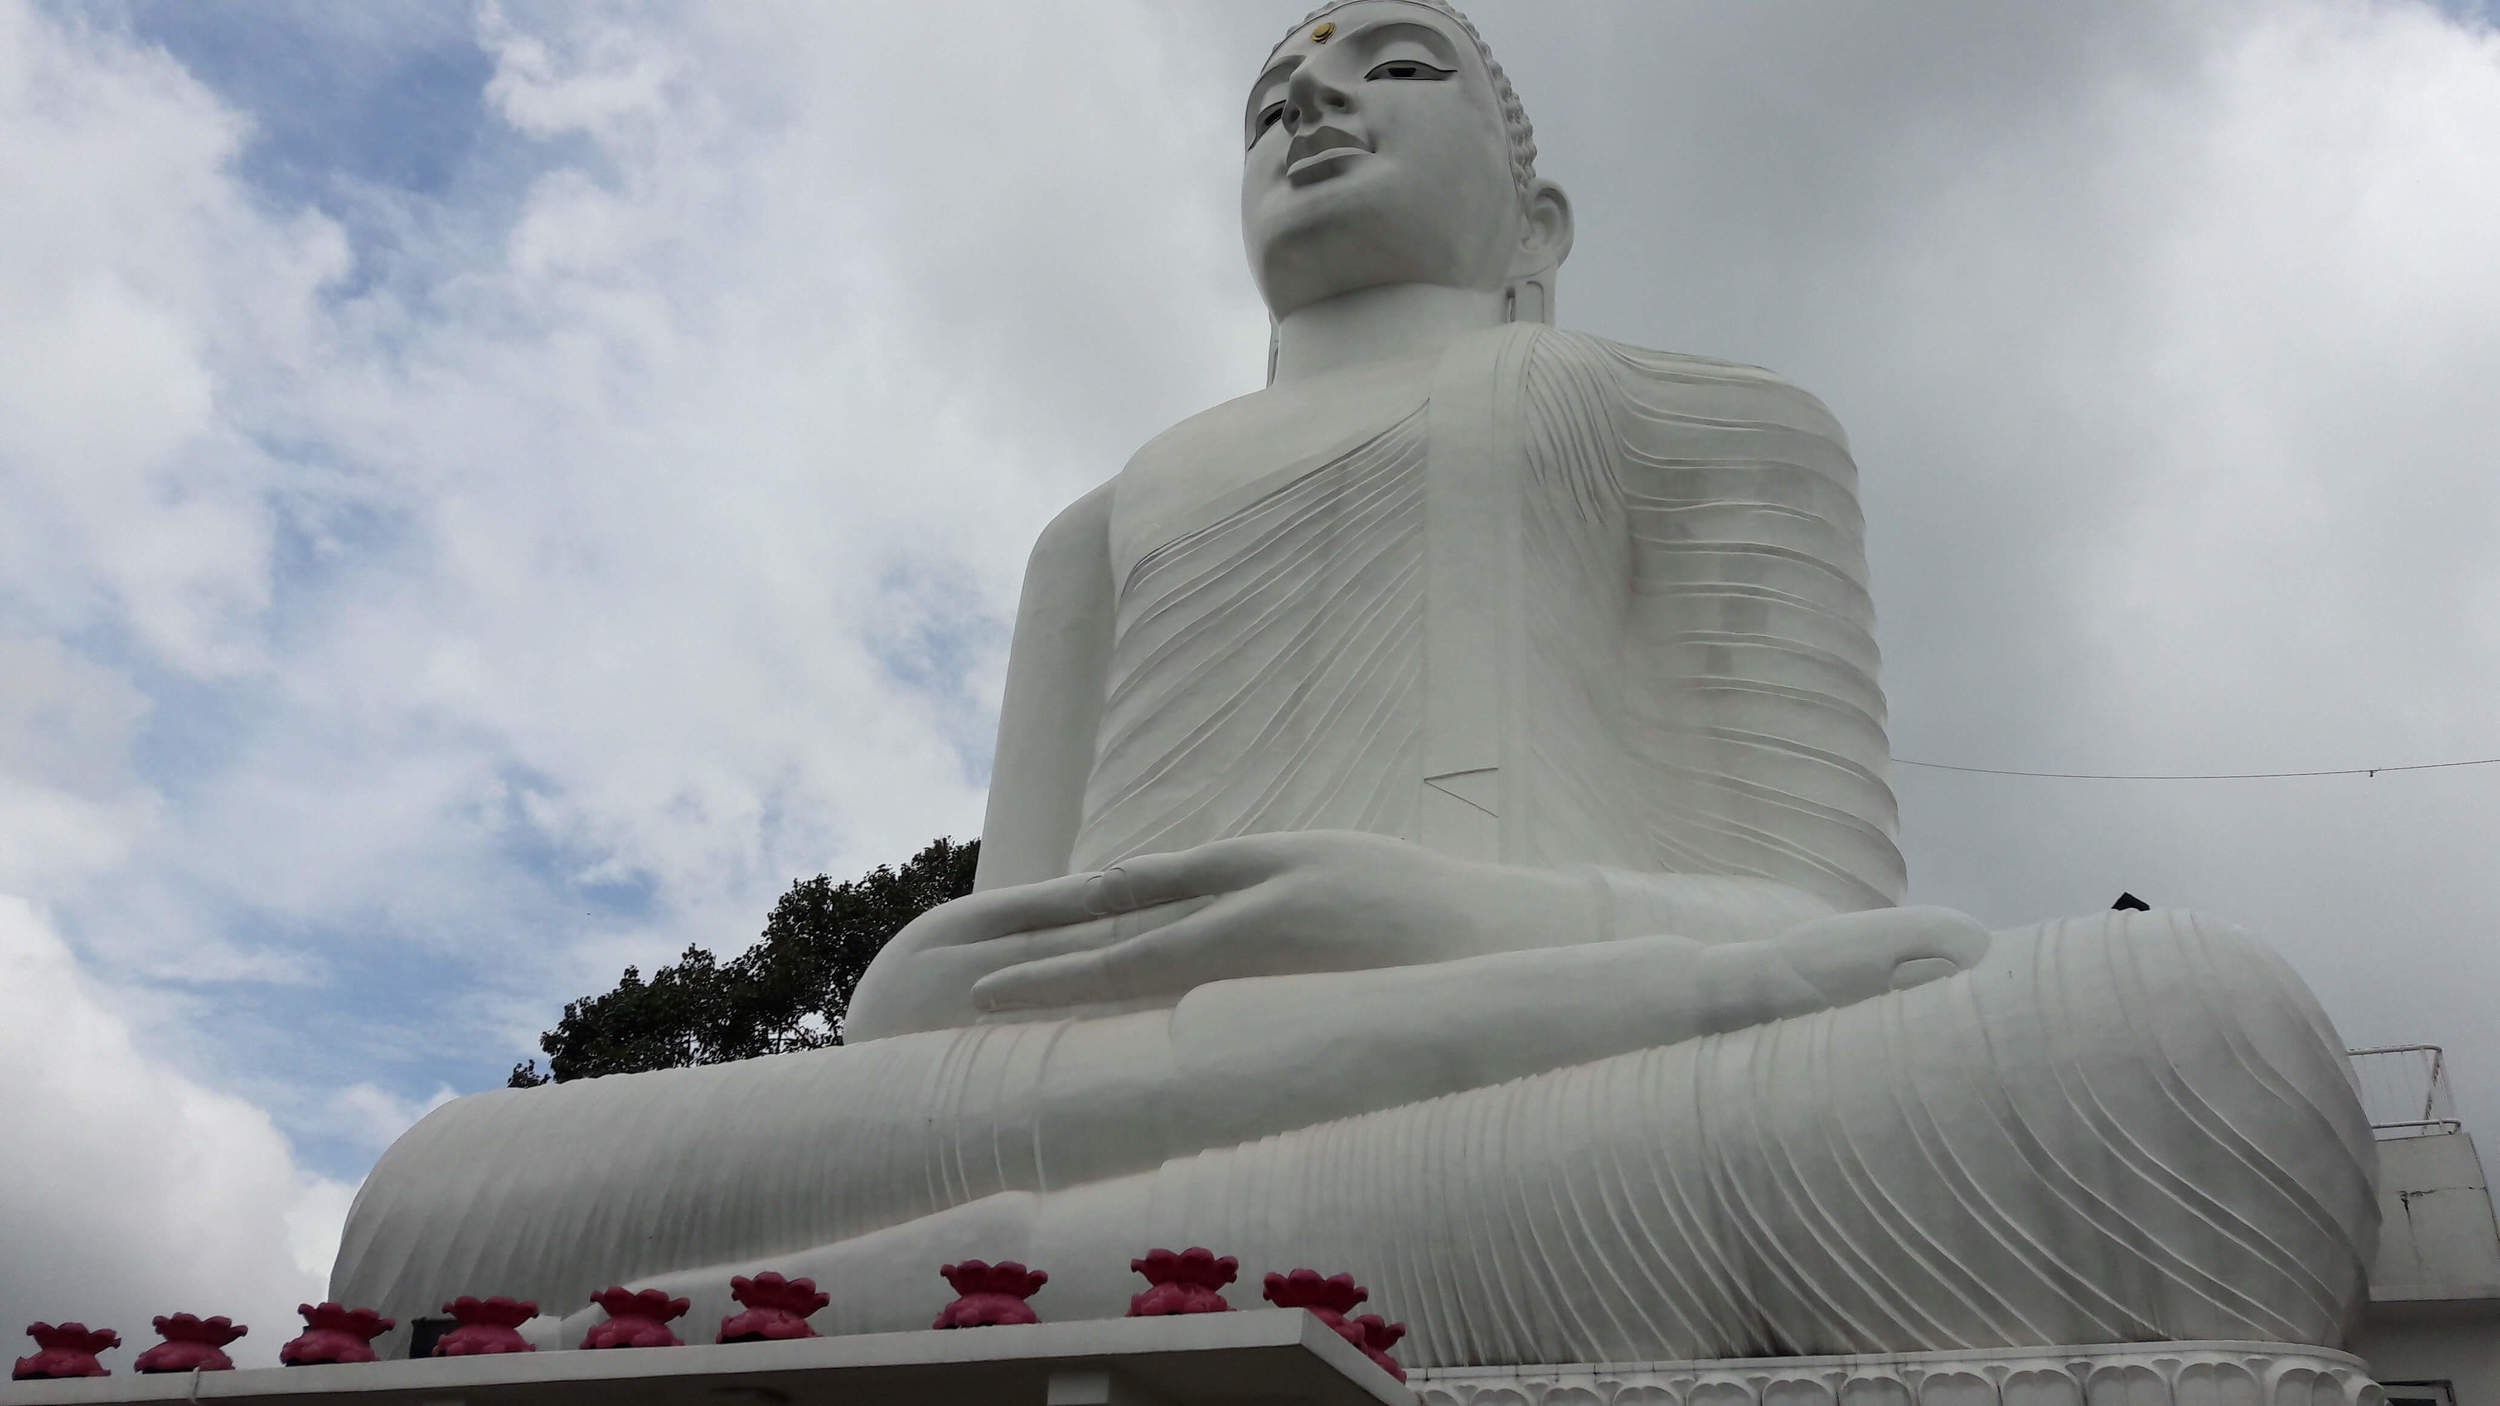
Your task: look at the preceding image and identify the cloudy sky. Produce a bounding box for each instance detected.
[3,0,2496,1365]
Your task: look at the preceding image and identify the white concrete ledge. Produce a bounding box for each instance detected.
[0,1308,1412,1406]
[1411,1340,2379,1406]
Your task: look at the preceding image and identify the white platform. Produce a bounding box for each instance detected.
[1,1325,2383,1406]
[1412,1341,2382,1406]
[0,1308,1409,1406]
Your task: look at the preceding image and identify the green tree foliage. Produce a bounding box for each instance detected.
[508,836,979,1086]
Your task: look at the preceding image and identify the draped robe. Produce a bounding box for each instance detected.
[332,329,2376,1365]
[1071,327,1904,913]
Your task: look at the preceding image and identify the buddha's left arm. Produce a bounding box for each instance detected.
[1152,903,1987,1150]
[1530,335,1909,919]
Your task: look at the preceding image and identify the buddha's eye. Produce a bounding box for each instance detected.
[1250,101,1287,146]
[1367,59,1451,81]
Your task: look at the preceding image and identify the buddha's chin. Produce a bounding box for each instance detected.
[1246,167,1500,290]
[1253,217,1478,315]
[1247,175,1369,237]
[1250,190,1405,275]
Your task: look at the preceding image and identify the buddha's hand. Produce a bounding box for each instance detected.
[964,831,1603,1016]
[1703,905,1994,1031]
[844,869,1130,1040]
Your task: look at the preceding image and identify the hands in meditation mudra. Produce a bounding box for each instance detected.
[335,0,2377,1366]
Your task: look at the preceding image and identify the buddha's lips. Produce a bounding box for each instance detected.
[1287,126,1371,178]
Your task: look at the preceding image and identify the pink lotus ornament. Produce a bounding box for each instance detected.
[279,1303,395,1366]
[1263,1270,1406,1382]
[933,1260,1049,1328]
[583,1287,690,1349]
[1348,1313,1409,1383]
[14,1322,119,1380]
[717,1272,828,1343]
[1261,1269,1367,1321]
[433,1296,537,1356]
[1127,1247,1238,1316]
[134,1314,246,1373]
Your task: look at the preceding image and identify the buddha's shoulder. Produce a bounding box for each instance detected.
[1494,327,1849,441]
[1028,475,1117,562]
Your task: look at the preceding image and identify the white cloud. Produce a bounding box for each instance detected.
[329,1082,458,1155]
[0,0,1257,1329]
[0,897,345,1369]
[0,0,347,678]
[0,635,158,893]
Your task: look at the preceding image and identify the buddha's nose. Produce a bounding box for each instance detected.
[1283,64,1353,131]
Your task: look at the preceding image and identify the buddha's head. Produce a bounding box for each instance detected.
[1244,0,1572,324]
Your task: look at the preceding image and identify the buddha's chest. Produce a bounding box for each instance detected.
[1109,358,1435,589]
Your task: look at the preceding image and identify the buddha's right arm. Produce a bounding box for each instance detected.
[845,485,1115,1041]
[973,481,1116,891]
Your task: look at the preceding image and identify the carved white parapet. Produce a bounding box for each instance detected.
[1412,1341,2382,1406]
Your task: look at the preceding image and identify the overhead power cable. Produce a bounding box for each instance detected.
[1891,754,2500,781]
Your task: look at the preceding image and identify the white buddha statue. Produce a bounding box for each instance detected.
[334,0,2377,1367]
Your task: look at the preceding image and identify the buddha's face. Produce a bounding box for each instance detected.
[1243,2,1560,320]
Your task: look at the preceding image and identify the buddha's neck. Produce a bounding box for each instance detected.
[1270,284,1509,386]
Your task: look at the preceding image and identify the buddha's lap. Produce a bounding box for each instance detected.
[967,909,2372,1359]
[334,909,2371,1359]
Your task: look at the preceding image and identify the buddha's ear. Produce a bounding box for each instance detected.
[1506,180,1573,325]
[1511,179,1574,279]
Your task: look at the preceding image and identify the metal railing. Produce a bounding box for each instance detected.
[2347,1044,2464,1138]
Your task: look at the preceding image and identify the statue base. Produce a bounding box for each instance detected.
[0,1309,1404,1405]
[0,1322,2380,1406]
[1412,1340,2382,1406]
